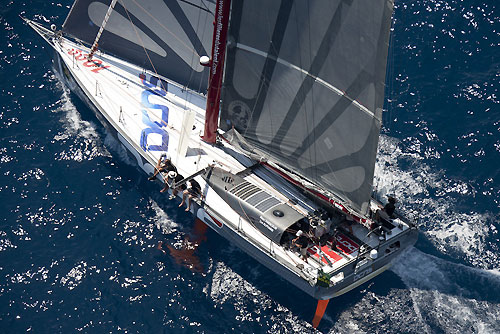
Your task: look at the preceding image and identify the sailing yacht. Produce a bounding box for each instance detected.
[26,0,418,327]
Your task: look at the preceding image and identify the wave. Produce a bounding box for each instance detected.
[208,262,316,333]
[390,248,500,334]
[375,135,499,269]
[317,247,500,333]
[150,200,178,235]
[51,71,109,162]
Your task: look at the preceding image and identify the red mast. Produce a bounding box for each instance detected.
[202,0,231,144]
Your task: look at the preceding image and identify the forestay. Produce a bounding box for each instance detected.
[220,0,394,214]
[63,0,216,92]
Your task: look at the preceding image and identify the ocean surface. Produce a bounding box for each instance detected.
[1,0,499,333]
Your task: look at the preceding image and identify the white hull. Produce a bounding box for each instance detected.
[29,21,418,300]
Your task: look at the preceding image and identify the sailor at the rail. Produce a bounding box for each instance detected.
[375,195,398,224]
[168,171,186,200]
[147,153,177,192]
[179,179,203,212]
[384,196,397,217]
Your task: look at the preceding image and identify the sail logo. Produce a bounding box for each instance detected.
[211,0,225,75]
[138,74,169,152]
[67,48,110,73]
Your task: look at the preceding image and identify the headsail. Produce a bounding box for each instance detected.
[63,0,216,92]
[220,0,394,214]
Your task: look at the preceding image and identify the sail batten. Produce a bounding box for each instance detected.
[220,0,393,214]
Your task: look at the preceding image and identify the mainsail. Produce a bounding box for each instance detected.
[63,0,216,92]
[220,0,394,214]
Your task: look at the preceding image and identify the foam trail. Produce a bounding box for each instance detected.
[52,78,100,140]
[391,248,500,334]
[325,249,500,333]
[375,135,499,268]
[150,200,178,235]
[51,74,109,162]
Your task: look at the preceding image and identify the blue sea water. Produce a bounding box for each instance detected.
[1,0,499,333]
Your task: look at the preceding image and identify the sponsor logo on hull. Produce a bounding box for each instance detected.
[67,48,110,73]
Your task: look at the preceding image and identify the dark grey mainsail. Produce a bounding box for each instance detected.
[63,0,215,92]
[220,0,394,214]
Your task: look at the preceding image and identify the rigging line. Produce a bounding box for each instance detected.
[249,11,272,122]
[319,5,361,207]
[236,43,376,118]
[245,0,294,137]
[290,2,312,181]
[192,16,206,95]
[88,0,118,59]
[386,11,396,194]
[179,0,213,13]
[130,0,202,57]
[185,0,210,96]
[119,0,166,94]
[302,4,350,205]
[235,43,376,120]
[259,7,276,142]
[303,1,317,183]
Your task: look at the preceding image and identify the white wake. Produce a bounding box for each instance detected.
[375,135,498,268]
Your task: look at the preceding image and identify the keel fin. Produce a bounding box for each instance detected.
[312,299,329,328]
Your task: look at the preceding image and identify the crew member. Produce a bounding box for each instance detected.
[314,214,332,239]
[149,154,177,182]
[161,170,180,193]
[375,196,397,225]
[168,172,186,200]
[292,230,309,261]
[384,196,397,218]
[179,179,203,212]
